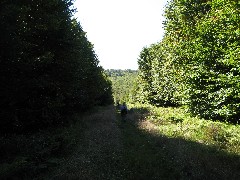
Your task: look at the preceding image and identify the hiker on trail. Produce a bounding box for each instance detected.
[116,101,120,110]
[120,102,128,122]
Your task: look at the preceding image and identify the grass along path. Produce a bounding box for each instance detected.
[3,105,238,179]
[46,104,240,179]
[46,105,125,179]
[122,105,240,179]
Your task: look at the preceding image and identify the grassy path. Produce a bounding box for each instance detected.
[43,105,239,179]
[46,106,125,179]
[1,105,239,179]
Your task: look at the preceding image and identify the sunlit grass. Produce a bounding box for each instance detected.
[129,103,240,155]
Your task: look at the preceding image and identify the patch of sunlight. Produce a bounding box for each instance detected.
[132,103,240,155]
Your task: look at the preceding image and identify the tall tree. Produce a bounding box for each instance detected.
[0,0,113,133]
[135,0,239,122]
[164,0,240,122]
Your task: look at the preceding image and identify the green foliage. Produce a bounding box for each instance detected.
[135,0,240,123]
[0,0,112,133]
[120,103,240,179]
[164,0,240,122]
[136,42,182,106]
[134,103,240,155]
[106,69,137,104]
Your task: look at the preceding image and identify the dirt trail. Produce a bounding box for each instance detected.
[49,106,125,179]
[43,105,240,180]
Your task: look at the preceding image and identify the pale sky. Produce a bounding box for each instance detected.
[73,0,168,70]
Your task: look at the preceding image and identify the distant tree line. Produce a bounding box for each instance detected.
[0,0,113,133]
[105,69,137,77]
[106,69,137,104]
[135,0,239,123]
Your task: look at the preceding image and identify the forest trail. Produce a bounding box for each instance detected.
[44,105,240,180]
[47,105,125,179]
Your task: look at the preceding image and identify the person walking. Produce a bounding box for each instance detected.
[120,102,128,122]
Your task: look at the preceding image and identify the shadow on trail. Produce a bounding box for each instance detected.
[119,107,240,180]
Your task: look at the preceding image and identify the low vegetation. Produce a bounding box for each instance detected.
[1,104,239,179]
[130,103,240,155]
[123,103,240,179]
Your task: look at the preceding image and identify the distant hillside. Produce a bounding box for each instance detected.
[105,69,138,77]
[105,69,138,104]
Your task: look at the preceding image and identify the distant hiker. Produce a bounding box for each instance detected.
[116,101,120,110]
[120,102,128,122]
